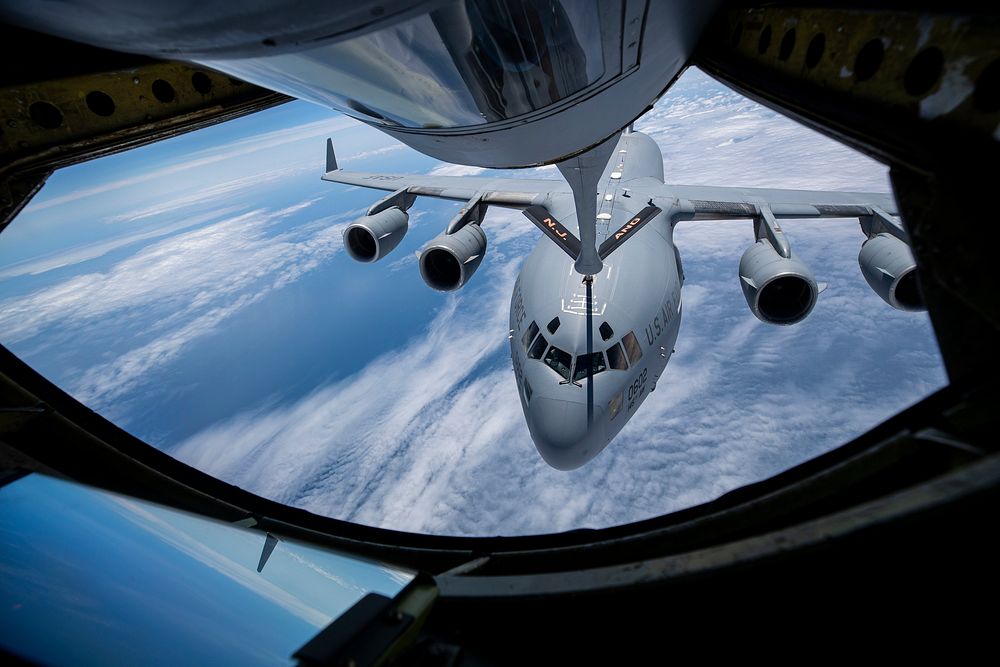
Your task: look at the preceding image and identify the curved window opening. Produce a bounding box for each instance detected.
[522,320,539,350]
[573,351,607,382]
[547,316,560,334]
[543,345,572,380]
[622,331,642,365]
[0,63,948,540]
[607,342,628,370]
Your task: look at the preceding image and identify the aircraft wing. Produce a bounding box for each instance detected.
[652,183,899,221]
[321,139,567,209]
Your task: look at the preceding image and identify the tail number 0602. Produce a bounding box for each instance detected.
[627,368,648,402]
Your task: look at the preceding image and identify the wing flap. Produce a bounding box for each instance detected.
[655,184,899,220]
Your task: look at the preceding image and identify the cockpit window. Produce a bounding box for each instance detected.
[599,321,614,341]
[573,351,607,382]
[528,334,548,360]
[543,346,572,380]
[522,320,539,351]
[606,342,628,370]
[547,317,561,334]
[622,331,642,365]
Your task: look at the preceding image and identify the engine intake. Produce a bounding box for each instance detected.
[739,240,818,325]
[858,233,925,311]
[342,207,409,263]
[419,223,487,291]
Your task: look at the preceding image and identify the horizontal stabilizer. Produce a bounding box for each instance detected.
[598,205,661,260]
[326,138,338,173]
[523,206,582,261]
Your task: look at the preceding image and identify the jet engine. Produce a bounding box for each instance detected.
[739,240,818,325]
[342,207,409,263]
[858,233,925,311]
[419,224,487,291]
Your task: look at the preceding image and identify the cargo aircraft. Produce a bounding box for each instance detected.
[324,128,920,469]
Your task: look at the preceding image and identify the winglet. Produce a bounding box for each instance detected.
[326,138,338,172]
[257,532,279,573]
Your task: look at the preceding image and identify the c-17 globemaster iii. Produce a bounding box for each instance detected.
[324,127,920,469]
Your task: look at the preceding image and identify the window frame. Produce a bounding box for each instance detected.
[522,320,539,351]
[606,342,629,371]
[543,345,573,380]
[528,334,548,360]
[573,351,608,382]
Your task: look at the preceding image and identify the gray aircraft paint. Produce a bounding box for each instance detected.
[323,131,903,470]
[509,131,681,469]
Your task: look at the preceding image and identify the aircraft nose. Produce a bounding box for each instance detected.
[527,397,605,470]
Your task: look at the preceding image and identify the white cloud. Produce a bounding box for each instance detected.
[428,164,488,177]
[28,116,355,213]
[349,144,406,161]
[173,250,526,517]
[105,166,312,225]
[0,205,247,279]
[0,197,362,410]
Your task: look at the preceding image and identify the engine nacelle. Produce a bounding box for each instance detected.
[739,240,818,325]
[342,207,409,263]
[419,223,487,291]
[858,233,925,311]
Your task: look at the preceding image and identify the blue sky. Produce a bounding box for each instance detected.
[0,68,947,536]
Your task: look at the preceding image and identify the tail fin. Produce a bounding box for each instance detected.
[326,138,338,173]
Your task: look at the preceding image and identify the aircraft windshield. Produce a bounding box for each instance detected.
[573,351,607,382]
[200,0,613,128]
[528,334,548,359]
[607,342,628,370]
[522,320,539,350]
[622,331,643,365]
[543,345,572,380]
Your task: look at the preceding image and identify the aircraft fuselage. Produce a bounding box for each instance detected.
[509,132,683,469]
